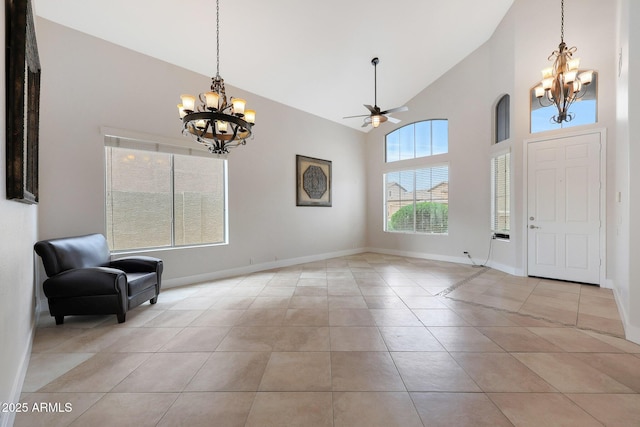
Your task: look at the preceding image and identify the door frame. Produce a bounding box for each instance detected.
[522,128,607,286]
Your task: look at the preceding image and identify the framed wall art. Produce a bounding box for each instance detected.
[6,0,41,204]
[296,155,331,207]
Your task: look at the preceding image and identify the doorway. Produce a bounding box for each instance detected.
[526,130,605,285]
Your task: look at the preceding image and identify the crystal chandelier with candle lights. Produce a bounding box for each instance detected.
[533,0,593,124]
[177,0,255,155]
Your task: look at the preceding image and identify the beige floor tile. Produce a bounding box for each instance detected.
[259,352,331,391]
[582,329,640,352]
[331,351,405,391]
[248,296,291,309]
[364,295,407,309]
[168,296,218,310]
[14,392,104,427]
[329,309,376,326]
[579,284,615,299]
[236,308,287,326]
[451,352,555,392]
[185,351,270,391]
[411,392,512,427]
[157,392,255,427]
[258,287,296,297]
[210,296,256,309]
[21,352,94,392]
[216,326,279,351]
[327,285,361,296]
[567,393,640,426]
[513,352,633,393]
[283,308,329,326]
[428,326,504,352]
[38,353,151,392]
[477,326,564,352]
[68,392,178,427]
[42,327,132,353]
[358,286,396,296]
[577,312,625,336]
[106,327,183,352]
[333,392,423,427]
[113,352,209,392]
[535,279,582,294]
[369,309,423,326]
[328,296,368,310]
[188,309,245,326]
[413,309,470,326]
[489,392,603,427]
[288,295,328,309]
[391,352,480,392]
[273,326,330,351]
[330,327,387,351]
[400,296,449,309]
[31,326,92,353]
[140,309,205,327]
[245,392,333,427]
[379,326,445,351]
[571,353,640,392]
[159,326,229,352]
[449,306,519,326]
[294,286,329,296]
[527,327,623,352]
[392,287,432,297]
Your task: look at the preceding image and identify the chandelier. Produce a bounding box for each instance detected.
[177,0,255,155]
[534,0,593,124]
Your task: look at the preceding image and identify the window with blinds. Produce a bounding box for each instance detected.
[491,152,510,238]
[385,119,448,162]
[385,165,449,234]
[105,140,227,251]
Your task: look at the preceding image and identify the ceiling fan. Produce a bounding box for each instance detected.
[343,57,408,128]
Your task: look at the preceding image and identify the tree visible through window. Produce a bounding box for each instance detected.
[385,165,449,234]
[105,145,226,251]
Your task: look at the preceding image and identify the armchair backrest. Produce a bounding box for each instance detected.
[34,233,111,277]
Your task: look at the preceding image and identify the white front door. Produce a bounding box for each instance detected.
[527,132,602,284]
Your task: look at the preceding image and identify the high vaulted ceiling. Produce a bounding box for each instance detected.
[33,0,514,131]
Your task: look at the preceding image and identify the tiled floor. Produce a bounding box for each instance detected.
[15,253,640,426]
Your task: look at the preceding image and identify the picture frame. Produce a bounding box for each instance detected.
[6,0,41,204]
[296,155,331,207]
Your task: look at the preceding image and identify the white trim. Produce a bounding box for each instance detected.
[162,247,365,288]
[522,128,607,285]
[612,283,640,345]
[0,323,35,427]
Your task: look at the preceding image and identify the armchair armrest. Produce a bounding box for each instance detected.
[43,267,127,298]
[109,256,163,273]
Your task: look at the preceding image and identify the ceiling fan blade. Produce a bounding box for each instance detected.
[364,104,377,113]
[380,106,408,115]
[343,114,370,119]
[386,116,401,124]
[361,121,371,128]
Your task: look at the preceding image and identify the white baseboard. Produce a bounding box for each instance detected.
[0,321,35,427]
[611,283,640,345]
[364,247,520,276]
[162,247,366,288]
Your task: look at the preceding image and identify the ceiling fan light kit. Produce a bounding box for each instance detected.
[343,57,408,128]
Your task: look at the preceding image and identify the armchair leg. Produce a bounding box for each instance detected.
[117,312,126,323]
[150,296,158,304]
[55,315,64,325]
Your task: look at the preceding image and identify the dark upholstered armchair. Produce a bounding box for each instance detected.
[34,233,163,324]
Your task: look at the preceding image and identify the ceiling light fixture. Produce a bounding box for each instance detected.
[177,0,255,155]
[534,0,593,124]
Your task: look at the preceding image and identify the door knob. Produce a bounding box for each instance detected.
[529,225,540,229]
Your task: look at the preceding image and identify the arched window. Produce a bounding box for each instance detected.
[385,119,448,163]
[496,94,510,143]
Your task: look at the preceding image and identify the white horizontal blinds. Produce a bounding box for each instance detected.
[385,165,449,234]
[105,146,173,251]
[173,155,226,246]
[415,166,449,233]
[491,152,510,235]
[105,143,227,252]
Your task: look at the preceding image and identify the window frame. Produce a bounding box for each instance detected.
[104,136,228,253]
[490,149,511,240]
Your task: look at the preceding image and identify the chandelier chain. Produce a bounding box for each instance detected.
[216,0,220,77]
[560,0,564,43]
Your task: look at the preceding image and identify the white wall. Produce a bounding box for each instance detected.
[614,0,640,342]
[35,18,367,287]
[0,8,39,427]
[365,0,616,276]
